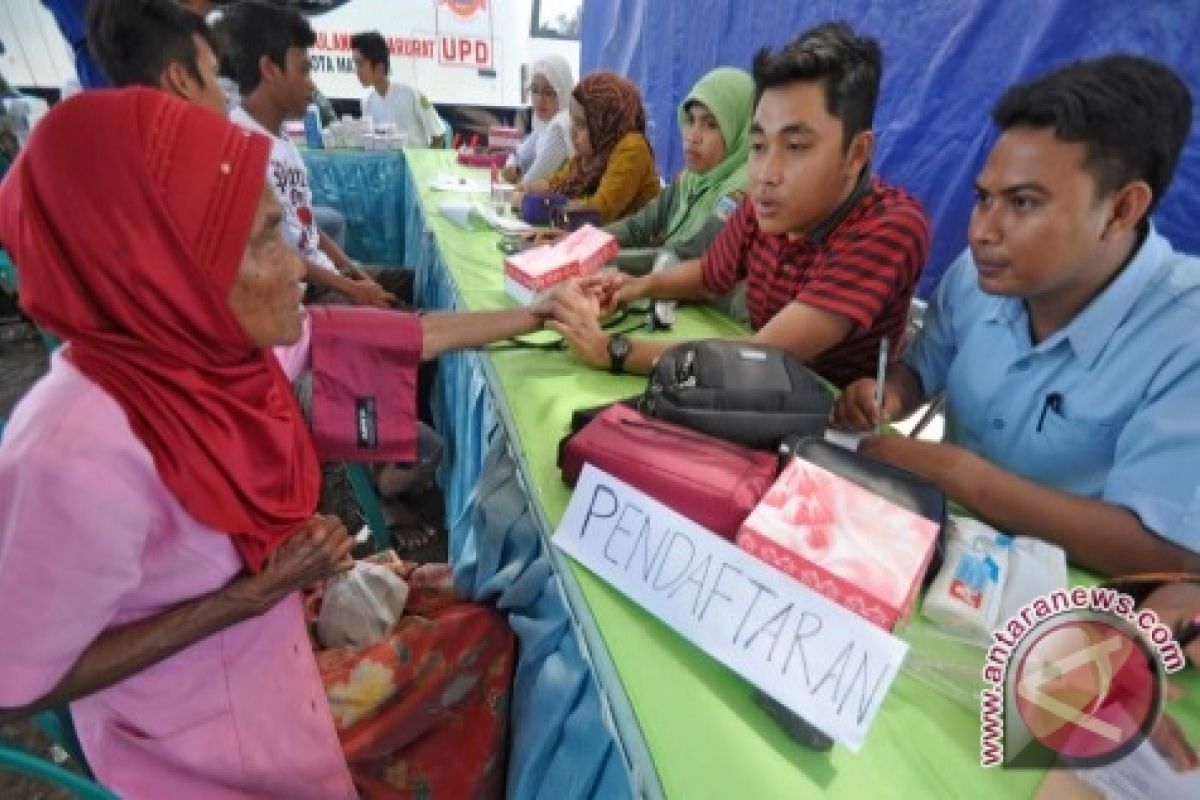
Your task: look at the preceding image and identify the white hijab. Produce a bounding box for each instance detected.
[530,54,575,137]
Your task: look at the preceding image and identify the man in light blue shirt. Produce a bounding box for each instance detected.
[831,55,1200,576]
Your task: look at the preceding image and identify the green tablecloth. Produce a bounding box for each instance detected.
[403,149,1199,798]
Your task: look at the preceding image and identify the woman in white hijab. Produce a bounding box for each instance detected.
[502,54,575,185]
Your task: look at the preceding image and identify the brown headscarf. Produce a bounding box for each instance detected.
[553,70,648,197]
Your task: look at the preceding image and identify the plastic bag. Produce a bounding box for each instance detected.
[317,558,410,649]
[997,535,1068,624]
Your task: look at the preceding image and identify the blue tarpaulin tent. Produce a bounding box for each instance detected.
[580,0,1200,296]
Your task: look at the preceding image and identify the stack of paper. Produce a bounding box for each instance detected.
[428,174,491,194]
[437,200,532,234]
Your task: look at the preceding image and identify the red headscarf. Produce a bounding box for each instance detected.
[0,88,320,572]
[553,70,648,198]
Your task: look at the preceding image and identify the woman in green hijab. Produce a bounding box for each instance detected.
[604,66,753,317]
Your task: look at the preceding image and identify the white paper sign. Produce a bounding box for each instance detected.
[554,465,910,752]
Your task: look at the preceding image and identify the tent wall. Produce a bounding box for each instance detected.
[580,0,1200,296]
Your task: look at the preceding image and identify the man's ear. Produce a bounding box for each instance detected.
[159,61,199,104]
[845,129,874,181]
[1101,180,1153,240]
[259,54,280,85]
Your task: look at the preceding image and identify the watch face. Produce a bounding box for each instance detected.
[610,335,632,359]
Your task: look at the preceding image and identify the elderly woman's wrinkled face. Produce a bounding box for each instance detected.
[530,74,560,123]
[569,98,592,157]
[227,186,307,347]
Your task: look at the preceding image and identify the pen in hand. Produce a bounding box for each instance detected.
[874,336,889,433]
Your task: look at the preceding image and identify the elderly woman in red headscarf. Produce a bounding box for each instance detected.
[518,70,661,224]
[0,88,552,798]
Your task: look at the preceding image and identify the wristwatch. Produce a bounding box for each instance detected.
[607,333,632,375]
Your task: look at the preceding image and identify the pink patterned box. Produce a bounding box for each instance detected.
[488,125,523,151]
[503,225,618,305]
[736,457,939,630]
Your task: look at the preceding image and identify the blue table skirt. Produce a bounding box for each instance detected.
[403,171,661,799]
[302,149,407,266]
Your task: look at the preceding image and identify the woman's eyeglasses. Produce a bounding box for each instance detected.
[528,86,558,98]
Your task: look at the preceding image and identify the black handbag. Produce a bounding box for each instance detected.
[641,341,833,450]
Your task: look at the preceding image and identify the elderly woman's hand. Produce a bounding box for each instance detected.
[254,515,355,610]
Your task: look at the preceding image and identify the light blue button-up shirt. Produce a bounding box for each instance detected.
[905,228,1200,553]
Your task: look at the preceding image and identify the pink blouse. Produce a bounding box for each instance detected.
[0,324,357,799]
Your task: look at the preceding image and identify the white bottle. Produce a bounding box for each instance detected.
[923,516,1011,642]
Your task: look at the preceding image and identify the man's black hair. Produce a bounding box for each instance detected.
[87,0,216,89]
[350,31,390,76]
[213,0,316,96]
[993,55,1193,216]
[751,21,883,149]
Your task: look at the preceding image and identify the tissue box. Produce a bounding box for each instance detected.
[488,125,522,151]
[737,456,940,630]
[503,225,618,305]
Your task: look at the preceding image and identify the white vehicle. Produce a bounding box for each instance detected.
[303,0,580,108]
[0,0,76,93]
[0,0,581,110]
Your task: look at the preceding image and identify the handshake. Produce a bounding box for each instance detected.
[528,270,652,369]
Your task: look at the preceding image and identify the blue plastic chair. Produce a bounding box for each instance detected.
[0,249,61,352]
[0,740,116,799]
[345,462,392,553]
[33,708,92,778]
[0,250,16,294]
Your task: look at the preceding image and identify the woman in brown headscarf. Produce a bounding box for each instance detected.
[519,70,660,224]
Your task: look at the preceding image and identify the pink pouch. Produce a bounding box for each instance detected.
[308,305,422,463]
[561,403,777,540]
[456,149,509,169]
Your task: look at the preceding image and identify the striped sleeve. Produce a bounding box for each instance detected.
[794,198,930,329]
[700,198,755,295]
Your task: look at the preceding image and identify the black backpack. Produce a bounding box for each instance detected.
[640,341,834,450]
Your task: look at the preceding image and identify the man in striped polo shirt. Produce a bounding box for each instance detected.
[550,22,931,387]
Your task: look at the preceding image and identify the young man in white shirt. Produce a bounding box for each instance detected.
[215,2,412,307]
[351,31,445,149]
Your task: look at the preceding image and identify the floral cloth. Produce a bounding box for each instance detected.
[314,562,515,799]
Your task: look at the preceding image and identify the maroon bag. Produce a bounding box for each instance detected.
[308,306,422,463]
[561,403,777,540]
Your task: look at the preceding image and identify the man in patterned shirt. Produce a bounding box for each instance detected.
[550,22,930,387]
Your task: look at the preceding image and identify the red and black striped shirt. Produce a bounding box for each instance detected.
[701,175,931,387]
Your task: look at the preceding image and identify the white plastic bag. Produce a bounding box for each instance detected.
[317,560,410,649]
[997,534,1068,625]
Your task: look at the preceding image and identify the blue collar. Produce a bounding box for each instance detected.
[984,227,1167,368]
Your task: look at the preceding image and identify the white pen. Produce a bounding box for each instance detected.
[874,336,889,432]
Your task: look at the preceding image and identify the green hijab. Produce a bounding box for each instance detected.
[665,67,754,246]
